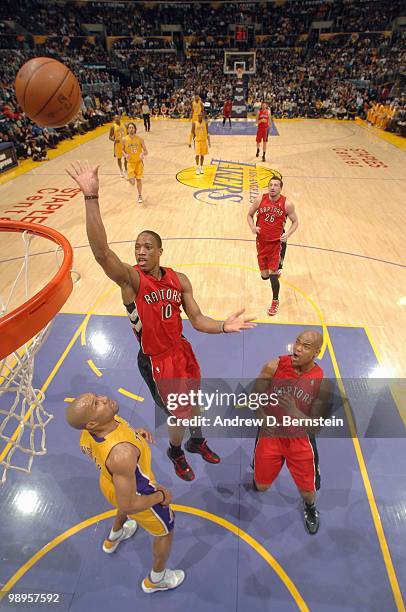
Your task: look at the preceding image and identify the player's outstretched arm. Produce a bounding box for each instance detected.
[141,139,148,158]
[108,443,170,514]
[109,126,115,142]
[247,197,261,234]
[66,161,138,293]
[178,272,256,333]
[281,201,298,242]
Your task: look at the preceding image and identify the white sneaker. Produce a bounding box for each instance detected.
[138,196,143,203]
[199,166,204,174]
[141,569,185,593]
[102,519,138,554]
[120,171,124,178]
[195,167,200,175]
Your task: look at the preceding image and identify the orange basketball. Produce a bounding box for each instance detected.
[15,57,82,128]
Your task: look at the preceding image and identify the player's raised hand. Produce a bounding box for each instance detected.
[224,309,257,333]
[66,160,100,196]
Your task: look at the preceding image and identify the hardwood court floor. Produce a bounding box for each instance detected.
[0,117,405,388]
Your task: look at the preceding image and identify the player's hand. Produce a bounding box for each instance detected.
[252,227,260,235]
[134,428,155,443]
[156,485,172,506]
[66,160,99,197]
[188,144,191,148]
[280,233,288,242]
[224,309,257,333]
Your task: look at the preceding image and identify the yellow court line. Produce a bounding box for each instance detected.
[118,387,144,402]
[0,316,87,464]
[87,359,103,378]
[0,505,308,611]
[363,326,406,427]
[326,331,405,612]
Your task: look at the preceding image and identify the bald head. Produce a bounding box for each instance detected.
[66,393,95,430]
[299,330,323,351]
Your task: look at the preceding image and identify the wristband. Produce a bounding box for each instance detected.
[84,195,99,200]
[156,489,165,503]
[220,321,227,333]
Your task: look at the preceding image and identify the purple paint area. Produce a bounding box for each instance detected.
[0,315,403,610]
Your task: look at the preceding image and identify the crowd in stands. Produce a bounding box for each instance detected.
[1,0,405,163]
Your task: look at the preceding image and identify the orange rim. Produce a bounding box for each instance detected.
[0,221,73,360]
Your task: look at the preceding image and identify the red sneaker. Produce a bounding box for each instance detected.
[185,439,220,464]
[267,300,279,316]
[166,449,195,481]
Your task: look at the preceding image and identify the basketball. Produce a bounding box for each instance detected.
[14,57,82,128]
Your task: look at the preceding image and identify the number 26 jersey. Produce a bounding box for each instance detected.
[256,194,287,242]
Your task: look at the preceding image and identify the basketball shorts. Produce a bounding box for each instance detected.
[99,473,175,536]
[195,140,208,156]
[127,160,144,180]
[256,126,269,143]
[138,337,201,418]
[256,239,282,272]
[253,435,319,491]
[114,142,123,158]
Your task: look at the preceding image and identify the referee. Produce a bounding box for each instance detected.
[142,99,151,132]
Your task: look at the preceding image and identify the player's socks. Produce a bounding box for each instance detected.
[168,443,183,458]
[270,275,280,300]
[256,148,259,157]
[185,438,220,463]
[303,501,320,535]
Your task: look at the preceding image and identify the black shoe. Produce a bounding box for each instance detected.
[262,154,266,162]
[166,448,195,481]
[303,502,320,535]
[256,149,259,158]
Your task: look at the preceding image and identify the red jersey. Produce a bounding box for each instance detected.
[256,194,287,241]
[272,355,324,416]
[223,101,233,117]
[126,266,183,356]
[257,109,270,129]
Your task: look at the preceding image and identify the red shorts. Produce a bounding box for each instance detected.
[256,239,281,271]
[138,338,201,418]
[254,436,317,491]
[256,126,269,143]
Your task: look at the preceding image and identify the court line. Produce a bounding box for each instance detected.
[2,237,403,269]
[363,326,406,426]
[87,359,103,377]
[0,506,309,611]
[326,333,405,612]
[118,387,144,403]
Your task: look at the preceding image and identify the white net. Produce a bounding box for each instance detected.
[0,230,77,484]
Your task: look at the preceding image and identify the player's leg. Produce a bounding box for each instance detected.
[135,161,144,203]
[142,533,185,593]
[200,154,204,173]
[223,115,226,127]
[262,130,268,161]
[286,438,320,534]
[228,117,232,128]
[267,243,282,316]
[102,510,138,554]
[195,153,200,174]
[256,132,261,157]
[253,437,284,491]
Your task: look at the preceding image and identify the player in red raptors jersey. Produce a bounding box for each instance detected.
[247,176,298,316]
[256,101,271,161]
[67,161,256,482]
[222,98,233,128]
[252,330,331,534]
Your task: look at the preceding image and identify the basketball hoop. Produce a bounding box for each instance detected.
[0,221,75,484]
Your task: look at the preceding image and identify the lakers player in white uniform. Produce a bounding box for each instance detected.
[189,113,210,174]
[109,115,127,178]
[66,393,185,594]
